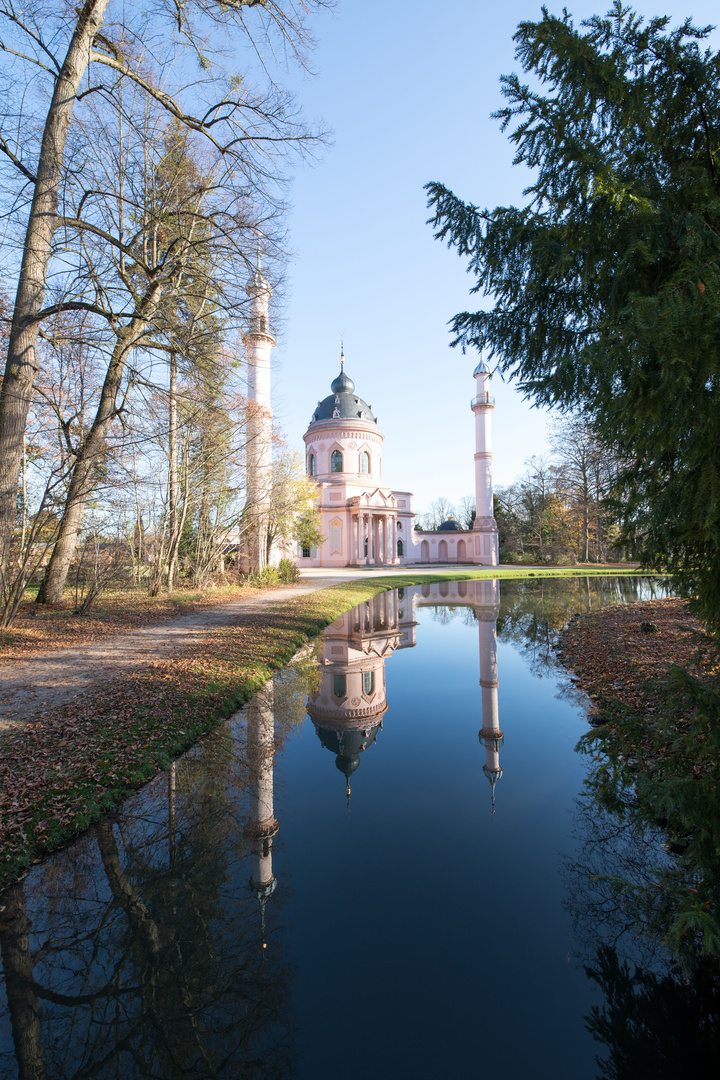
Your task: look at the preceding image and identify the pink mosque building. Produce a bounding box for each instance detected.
[243,256,499,566]
[296,350,500,567]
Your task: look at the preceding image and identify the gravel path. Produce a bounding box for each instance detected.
[0,567,440,730]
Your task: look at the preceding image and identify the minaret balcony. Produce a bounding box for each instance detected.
[471,393,495,408]
[243,318,277,341]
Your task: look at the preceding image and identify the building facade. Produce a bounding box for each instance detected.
[243,267,500,567]
[298,353,499,567]
[298,356,415,567]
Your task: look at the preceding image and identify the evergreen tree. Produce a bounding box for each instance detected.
[426,4,720,635]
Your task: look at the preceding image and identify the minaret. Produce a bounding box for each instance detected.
[475,580,503,812]
[243,247,276,571]
[244,683,279,950]
[471,357,499,565]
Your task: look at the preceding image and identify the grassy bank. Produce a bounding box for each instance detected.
[0,566,647,889]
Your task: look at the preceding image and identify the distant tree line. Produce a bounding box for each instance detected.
[495,416,628,565]
[418,415,629,564]
[414,495,476,532]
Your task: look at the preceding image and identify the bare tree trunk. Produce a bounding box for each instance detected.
[20,434,27,554]
[166,350,180,590]
[38,299,161,605]
[0,0,111,582]
[132,440,144,585]
[96,819,162,957]
[0,883,48,1080]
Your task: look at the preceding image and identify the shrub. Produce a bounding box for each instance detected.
[249,566,280,588]
[278,557,299,584]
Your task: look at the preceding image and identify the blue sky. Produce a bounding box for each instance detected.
[270,0,720,514]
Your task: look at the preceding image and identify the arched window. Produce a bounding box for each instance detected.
[397,539,404,557]
[397,521,402,531]
[331,450,343,473]
[363,671,374,695]
[360,450,370,474]
[333,674,346,698]
[308,453,316,476]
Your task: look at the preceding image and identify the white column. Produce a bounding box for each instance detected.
[243,261,275,572]
[472,370,494,521]
[471,360,499,566]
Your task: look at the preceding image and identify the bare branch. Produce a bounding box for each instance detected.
[0,133,36,183]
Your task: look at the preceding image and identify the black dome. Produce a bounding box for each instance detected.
[437,518,460,532]
[310,368,376,425]
[315,723,381,776]
[331,369,355,395]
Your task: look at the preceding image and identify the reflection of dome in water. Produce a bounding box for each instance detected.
[315,722,382,777]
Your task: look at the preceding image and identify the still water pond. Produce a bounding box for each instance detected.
[0,576,703,1079]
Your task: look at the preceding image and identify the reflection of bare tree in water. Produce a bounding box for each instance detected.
[496,576,669,674]
[0,883,47,1080]
[563,802,720,1077]
[426,605,478,628]
[584,945,720,1079]
[0,691,298,1079]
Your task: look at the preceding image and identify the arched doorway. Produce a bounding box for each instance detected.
[438,539,448,562]
[421,540,430,562]
[457,539,466,560]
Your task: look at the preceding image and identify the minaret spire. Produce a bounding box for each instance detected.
[471,353,500,565]
[243,238,276,572]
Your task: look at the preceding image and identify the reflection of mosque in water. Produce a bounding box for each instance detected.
[307,579,504,809]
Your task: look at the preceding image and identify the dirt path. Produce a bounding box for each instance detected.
[0,567,454,730]
[0,571,361,730]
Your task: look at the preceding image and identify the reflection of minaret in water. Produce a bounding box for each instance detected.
[244,683,278,949]
[476,582,503,813]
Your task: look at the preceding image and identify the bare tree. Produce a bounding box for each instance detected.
[0,0,328,599]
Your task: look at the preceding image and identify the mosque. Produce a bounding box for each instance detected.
[243,258,499,567]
